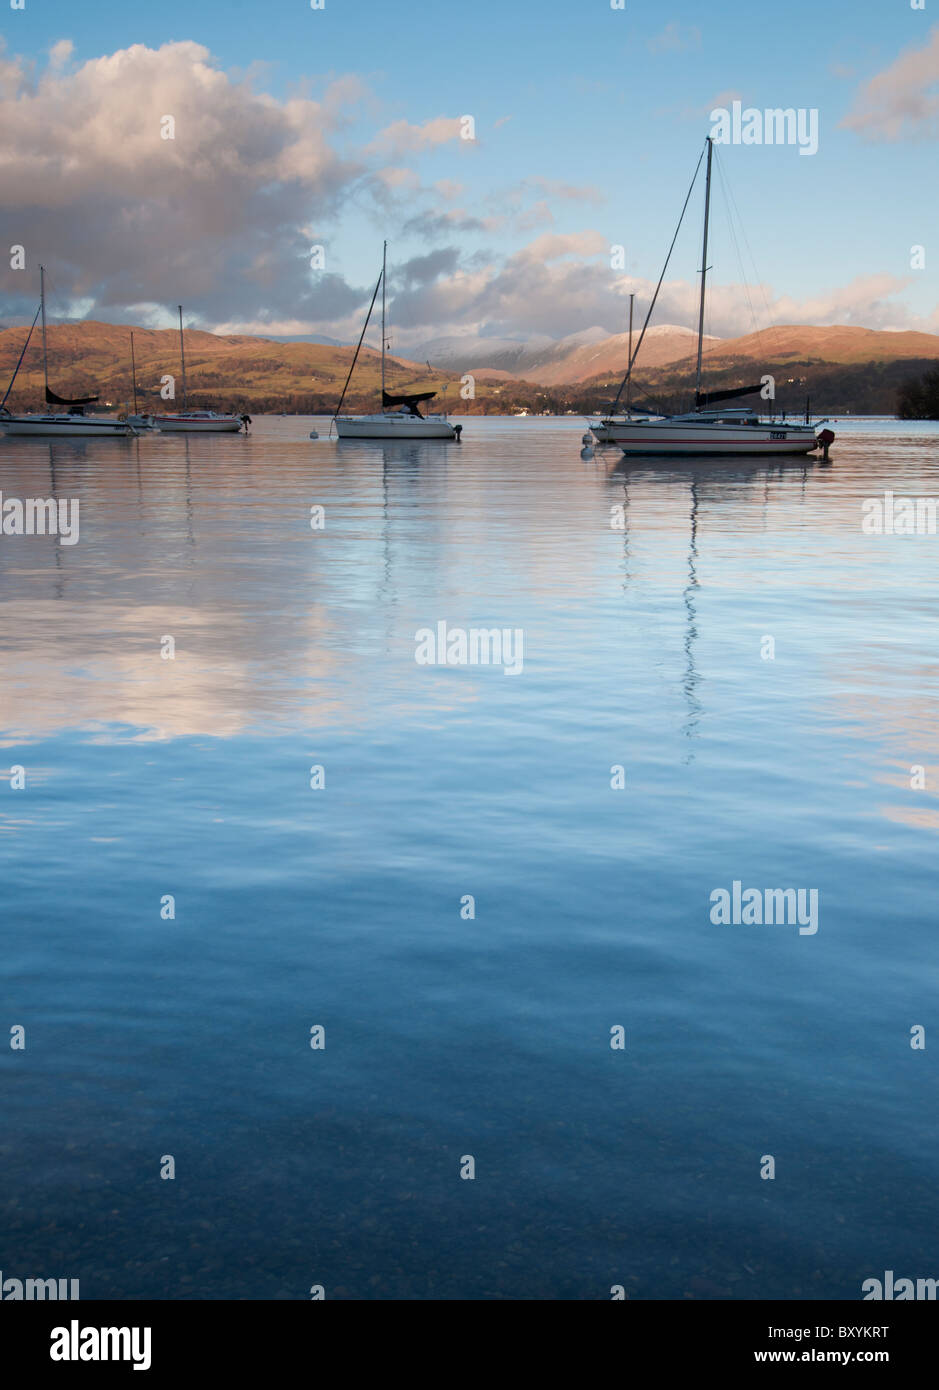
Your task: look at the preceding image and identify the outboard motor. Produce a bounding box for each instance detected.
[453,424,462,440]
[816,427,835,461]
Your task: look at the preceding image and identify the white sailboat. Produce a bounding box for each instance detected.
[152,307,245,433]
[590,139,829,458]
[156,410,244,433]
[0,267,134,437]
[333,243,461,440]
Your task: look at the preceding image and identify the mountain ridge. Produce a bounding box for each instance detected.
[0,319,936,414]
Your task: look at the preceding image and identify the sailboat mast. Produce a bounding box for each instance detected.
[130,331,138,414]
[626,293,634,413]
[694,136,713,404]
[40,264,49,395]
[178,305,188,411]
[380,240,387,402]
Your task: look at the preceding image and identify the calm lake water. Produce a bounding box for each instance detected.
[1,415,937,1300]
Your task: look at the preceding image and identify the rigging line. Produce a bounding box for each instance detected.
[607,143,707,417]
[43,271,71,325]
[619,376,673,414]
[0,302,43,410]
[330,266,384,431]
[713,145,778,353]
[713,153,761,346]
[42,271,86,379]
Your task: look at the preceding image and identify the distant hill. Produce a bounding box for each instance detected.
[698,324,939,369]
[417,323,939,386]
[416,324,722,384]
[1,319,937,416]
[0,321,477,416]
[569,324,939,417]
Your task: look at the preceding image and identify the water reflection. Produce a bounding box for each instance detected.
[609,457,823,762]
[681,478,702,757]
[2,419,939,1299]
[0,423,936,785]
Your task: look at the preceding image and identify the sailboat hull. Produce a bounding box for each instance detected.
[593,419,820,456]
[0,414,133,437]
[335,413,458,439]
[154,414,243,433]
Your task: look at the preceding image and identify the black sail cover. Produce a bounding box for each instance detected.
[45,386,99,406]
[382,389,436,417]
[694,382,763,409]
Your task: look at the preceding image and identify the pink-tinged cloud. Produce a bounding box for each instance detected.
[366,115,471,156]
[376,167,422,190]
[841,27,939,140]
[511,231,608,265]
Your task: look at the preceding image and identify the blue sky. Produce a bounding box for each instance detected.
[1,0,937,345]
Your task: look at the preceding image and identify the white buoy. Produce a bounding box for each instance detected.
[580,446,594,460]
[309,430,319,439]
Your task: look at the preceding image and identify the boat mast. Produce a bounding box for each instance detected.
[694,136,713,406]
[626,292,634,413]
[331,264,384,427]
[381,240,387,404]
[178,305,188,411]
[40,264,49,396]
[130,331,138,414]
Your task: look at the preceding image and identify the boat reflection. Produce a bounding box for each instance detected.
[610,455,826,762]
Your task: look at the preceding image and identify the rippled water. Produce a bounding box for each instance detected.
[1,415,937,1300]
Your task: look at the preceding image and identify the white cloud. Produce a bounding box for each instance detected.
[376,166,422,190]
[366,115,469,156]
[48,39,74,70]
[513,231,608,265]
[0,39,366,322]
[0,38,933,353]
[842,27,939,140]
[366,242,939,347]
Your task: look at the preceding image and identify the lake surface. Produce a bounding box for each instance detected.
[1,415,937,1300]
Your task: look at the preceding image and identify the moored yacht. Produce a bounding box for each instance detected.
[156,410,244,433]
[594,407,819,455]
[151,307,246,433]
[590,139,830,459]
[333,243,461,441]
[335,397,461,439]
[0,267,134,438]
[0,409,133,437]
